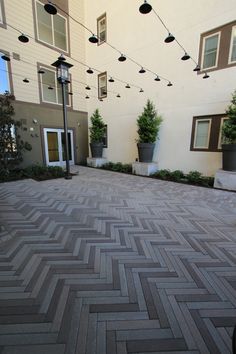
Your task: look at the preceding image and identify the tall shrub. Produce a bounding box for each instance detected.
[137,99,162,143]
[89,109,106,143]
[222,91,236,144]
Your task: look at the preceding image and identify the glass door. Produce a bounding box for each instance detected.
[44,128,74,166]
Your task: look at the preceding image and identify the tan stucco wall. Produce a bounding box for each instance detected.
[13,101,88,167]
[85,0,236,176]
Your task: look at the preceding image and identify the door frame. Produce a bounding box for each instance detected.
[43,127,75,166]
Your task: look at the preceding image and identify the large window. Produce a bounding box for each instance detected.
[97,13,106,45]
[98,72,107,99]
[0,52,11,93]
[199,21,236,73]
[35,0,68,52]
[202,33,220,70]
[190,115,227,152]
[229,26,236,63]
[39,67,70,106]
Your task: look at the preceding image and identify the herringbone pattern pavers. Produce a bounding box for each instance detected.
[0,166,236,354]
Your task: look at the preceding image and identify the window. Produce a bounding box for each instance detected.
[202,33,220,69]
[97,14,106,45]
[194,119,211,148]
[218,117,229,148]
[35,0,67,52]
[229,26,236,63]
[0,0,6,29]
[198,21,236,73]
[102,125,108,148]
[190,115,227,152]
[0,52,11,93]
[39,67,71,106]
[98,72,107,99]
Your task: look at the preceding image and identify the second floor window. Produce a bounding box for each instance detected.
[35,0,67,52]
[98,72,107,99]
[229,26,236,63]
[202,33,220,70]
[97,14,106,45]
[40,67,70,106]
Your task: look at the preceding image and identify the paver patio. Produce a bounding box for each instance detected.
[0,166,236,354]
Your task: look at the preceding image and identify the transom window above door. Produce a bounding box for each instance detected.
[35,0,68,52]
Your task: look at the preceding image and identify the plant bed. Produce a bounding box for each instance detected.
[0,165,67,183]
[99,162,133,174]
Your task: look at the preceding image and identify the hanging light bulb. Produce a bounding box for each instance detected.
[48,86,54,90]
[125,84,131,88]
[139,1,152,14]
[181,52,190,61]
[99,99,103,102]
[85,95,90,99]
[167,81,173,87]
[87,68,94,74]
[85,85,91,90]
[23,78,29,83]
[116,94,121,98]
[139,88,144,92]
[89,34,98,43]
[193,64,201,72]
[164,33,175,43]
[44,1,57,15]
[38,69,45,74]
[109,77,115,82]
[139,67,146,74]
[203,72,209,79]
[1,55,10,61]
[18,34,29,43]
[154,75,161,81]
[118,54,126,62]
[68,92,73,95]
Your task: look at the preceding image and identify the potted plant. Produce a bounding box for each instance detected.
[136,99,162,162]
[89,108,106,158]
[221,91,236,171]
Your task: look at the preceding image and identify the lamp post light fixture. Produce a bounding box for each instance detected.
[52,54,73,180]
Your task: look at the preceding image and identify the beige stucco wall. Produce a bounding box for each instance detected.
[85,0,236,175]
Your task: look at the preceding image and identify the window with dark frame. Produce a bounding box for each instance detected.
[97,13,106,45]
[198,20,236,73]
[102,125,108,148]
[98,72,107,99]
[190,115,228,152]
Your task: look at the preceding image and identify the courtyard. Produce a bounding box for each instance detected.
[0,166,236,353]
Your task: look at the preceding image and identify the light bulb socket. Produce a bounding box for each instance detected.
[89,34,98,43]
[181,52,190,61]
[139,67,146,73]
[18,34,29,43]
[164,33,175,43]
[118,54,126,62]
[44,2,57,15]
[139,1,152,14]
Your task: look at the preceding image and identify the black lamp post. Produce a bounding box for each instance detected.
[52,55,73,179]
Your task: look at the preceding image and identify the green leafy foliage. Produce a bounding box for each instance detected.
[99,162,132,174]
[137,100,163,143]
[0,165,65,183]
[89,109,106,143]
[151,169,214,187]
[0,93,32,170]
[222,91,236,144]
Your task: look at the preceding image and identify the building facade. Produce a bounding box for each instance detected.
[1,0,236,176]
[85,0,236,176]
[0,0,88,167]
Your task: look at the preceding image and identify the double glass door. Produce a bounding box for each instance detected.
[44,128,74,166]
